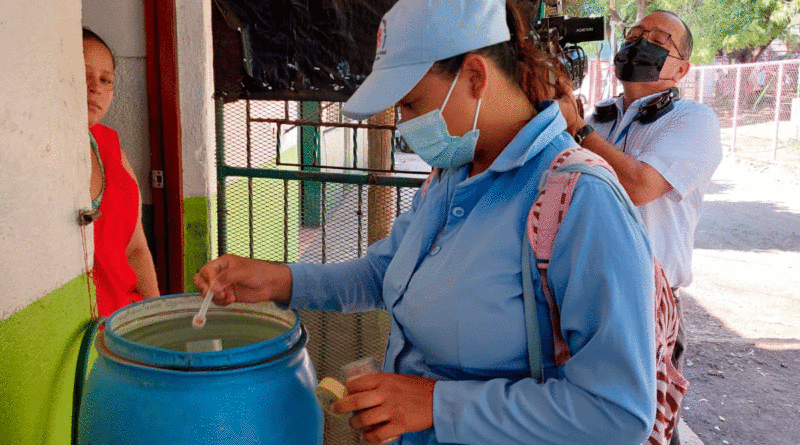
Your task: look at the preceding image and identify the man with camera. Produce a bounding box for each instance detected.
[559,10,722,444]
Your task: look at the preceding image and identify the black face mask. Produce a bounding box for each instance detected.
[614,38,670,82]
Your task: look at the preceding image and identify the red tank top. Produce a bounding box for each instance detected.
[91,124,143,317]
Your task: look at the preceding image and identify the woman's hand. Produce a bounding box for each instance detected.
[193,254,292,306]
[332,373,436,444]
[555,80,586,136]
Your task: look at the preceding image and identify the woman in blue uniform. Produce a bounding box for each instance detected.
[196,1,656,444]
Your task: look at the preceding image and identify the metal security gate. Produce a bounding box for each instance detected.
[215,97,429,444]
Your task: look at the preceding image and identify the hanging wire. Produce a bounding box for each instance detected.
[74,220,100,444]
[79,223,98,319]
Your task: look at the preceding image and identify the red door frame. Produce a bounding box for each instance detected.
[144,0,184,294]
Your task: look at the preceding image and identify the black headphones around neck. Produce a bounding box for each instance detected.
[593,87,681,125]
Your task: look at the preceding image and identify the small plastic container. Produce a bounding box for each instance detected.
[315,357,380,416]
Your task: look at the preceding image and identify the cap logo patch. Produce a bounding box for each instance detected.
[376,19,388,60]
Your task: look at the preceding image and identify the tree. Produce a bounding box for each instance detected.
[554,0,800,64]
[686,0,800,63]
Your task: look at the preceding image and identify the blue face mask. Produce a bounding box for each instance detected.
[397,71,481,170]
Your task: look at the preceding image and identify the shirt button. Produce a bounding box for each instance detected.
[429,245,441,255]
[451,207,465,217]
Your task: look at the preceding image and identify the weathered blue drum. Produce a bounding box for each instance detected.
[77,294,323,444]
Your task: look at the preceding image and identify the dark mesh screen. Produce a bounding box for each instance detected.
[213,0,397,102]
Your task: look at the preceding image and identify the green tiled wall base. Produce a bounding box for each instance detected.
[184,197,210,294]
[0,275,93,444]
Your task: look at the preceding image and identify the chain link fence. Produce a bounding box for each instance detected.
[215,98,430,444]
[581,59,800,170]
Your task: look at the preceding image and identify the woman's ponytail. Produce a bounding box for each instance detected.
[506,1,573,105]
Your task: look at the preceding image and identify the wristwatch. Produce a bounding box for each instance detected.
[573,124,594,145]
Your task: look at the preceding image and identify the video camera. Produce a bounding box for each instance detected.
[529,0,605,89]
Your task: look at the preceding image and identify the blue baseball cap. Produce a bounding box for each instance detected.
[342,0,511,121]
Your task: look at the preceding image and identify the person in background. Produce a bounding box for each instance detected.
[196,1,657,444]
[84,28,159,316]
[558,10,723,445]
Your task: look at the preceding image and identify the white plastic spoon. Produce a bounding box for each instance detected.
[192,290,214,329]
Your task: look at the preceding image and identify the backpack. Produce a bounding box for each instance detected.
[523,146,688,445]
[416,146,688,444]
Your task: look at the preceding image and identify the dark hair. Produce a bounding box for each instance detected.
[82,27,116,69]
[431,0,572,106]
[652,10,693,60]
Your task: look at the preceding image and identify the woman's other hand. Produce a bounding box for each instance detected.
[555,79,586,136]
[332,373,436,444]
[193,254,292,306]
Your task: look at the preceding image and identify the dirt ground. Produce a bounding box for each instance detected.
[680,152,800,444]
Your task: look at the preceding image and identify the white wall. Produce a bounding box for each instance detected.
[0,0,215,320]
[84,0,216,204]
[0,0,89,320]
[82,0,152,205]
[81,0,146,58]
[177,0,217,200]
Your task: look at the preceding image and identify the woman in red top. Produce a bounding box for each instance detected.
[84,28,159,316]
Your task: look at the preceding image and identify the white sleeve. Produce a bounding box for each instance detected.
[636,102,722,200]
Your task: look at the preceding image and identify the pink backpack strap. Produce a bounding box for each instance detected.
[526,146,615,366]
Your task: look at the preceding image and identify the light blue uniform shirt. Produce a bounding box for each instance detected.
[290,103,656,445]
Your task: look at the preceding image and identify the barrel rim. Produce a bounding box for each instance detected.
[102,294,304,370]
[96,323,309,373]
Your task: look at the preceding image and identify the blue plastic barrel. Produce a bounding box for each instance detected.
[77,294,324,444]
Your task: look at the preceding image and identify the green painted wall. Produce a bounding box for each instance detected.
[184,197,210,293]
[0,274,93,444]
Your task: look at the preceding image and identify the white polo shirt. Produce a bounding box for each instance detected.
[588,91,722,287]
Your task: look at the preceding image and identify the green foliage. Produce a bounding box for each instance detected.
[560,0,800,64]
[687,0,800,63]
